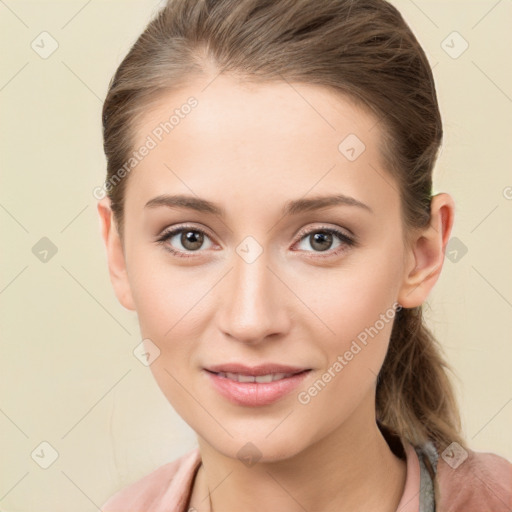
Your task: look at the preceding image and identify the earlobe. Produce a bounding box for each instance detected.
[397,193,455,309]
[97,198,136,311]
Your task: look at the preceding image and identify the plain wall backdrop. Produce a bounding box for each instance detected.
[1,0,511,510]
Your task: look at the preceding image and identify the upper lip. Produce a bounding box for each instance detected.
[205,363,310,376]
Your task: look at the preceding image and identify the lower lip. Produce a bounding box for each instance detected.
[204,370,311,407]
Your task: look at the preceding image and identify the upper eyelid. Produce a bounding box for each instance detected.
[295,224,354,241]
[160,224,216,243]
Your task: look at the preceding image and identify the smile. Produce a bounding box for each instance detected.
[213,371,299,383]
[204,368,311,407]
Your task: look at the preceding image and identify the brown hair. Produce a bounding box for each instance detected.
[102,0,466,457]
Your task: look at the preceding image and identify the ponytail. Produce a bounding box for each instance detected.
[376,305,466,452]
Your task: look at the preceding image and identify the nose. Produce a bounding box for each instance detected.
[216,250,291,345]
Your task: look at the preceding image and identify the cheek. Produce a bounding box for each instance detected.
[311,286,397,404]
[296,289,400,441]
[294,244,403,354]
[128,262,206,422]
[127,247,208,338]
[293,238,403,403]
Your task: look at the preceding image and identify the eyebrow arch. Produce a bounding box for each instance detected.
[144,193,374,217]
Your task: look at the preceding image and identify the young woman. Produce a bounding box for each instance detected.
[97,0,512,510]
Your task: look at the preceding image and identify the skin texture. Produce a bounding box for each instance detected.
[98,74,455,512]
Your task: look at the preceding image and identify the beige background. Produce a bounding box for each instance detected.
[1,0,511,510]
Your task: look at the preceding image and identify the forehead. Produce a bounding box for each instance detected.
[125,75,399,221]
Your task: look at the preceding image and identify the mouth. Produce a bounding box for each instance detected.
[207,370,308,383]
[204,362,311,376]
[203,364,312,407]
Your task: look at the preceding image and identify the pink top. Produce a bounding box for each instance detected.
[102,441,512,511]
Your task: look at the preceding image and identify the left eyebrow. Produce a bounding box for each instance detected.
[144,193,374,217]
[282,194,374,216]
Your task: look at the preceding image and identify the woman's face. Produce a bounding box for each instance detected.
[109,75,418,461]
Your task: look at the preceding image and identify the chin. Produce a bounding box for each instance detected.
[199,425,314,465]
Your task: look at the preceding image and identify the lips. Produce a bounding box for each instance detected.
[203,363,311,406]
[213,372,298,383]
[205,362,310,376]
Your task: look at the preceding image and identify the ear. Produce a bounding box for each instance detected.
[397,193,455,308]
[97,197,136,311]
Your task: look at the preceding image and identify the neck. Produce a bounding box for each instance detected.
[189,392,407,512]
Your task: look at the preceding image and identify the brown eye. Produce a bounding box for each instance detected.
[294,227,356,258]
[309,231,334,252]
[180,230,204,251]
[156,226,214,257]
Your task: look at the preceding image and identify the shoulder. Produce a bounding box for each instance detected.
[101,448,201,512]
[436,446,512,511]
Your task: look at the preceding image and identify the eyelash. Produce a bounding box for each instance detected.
[155,224,356,259]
